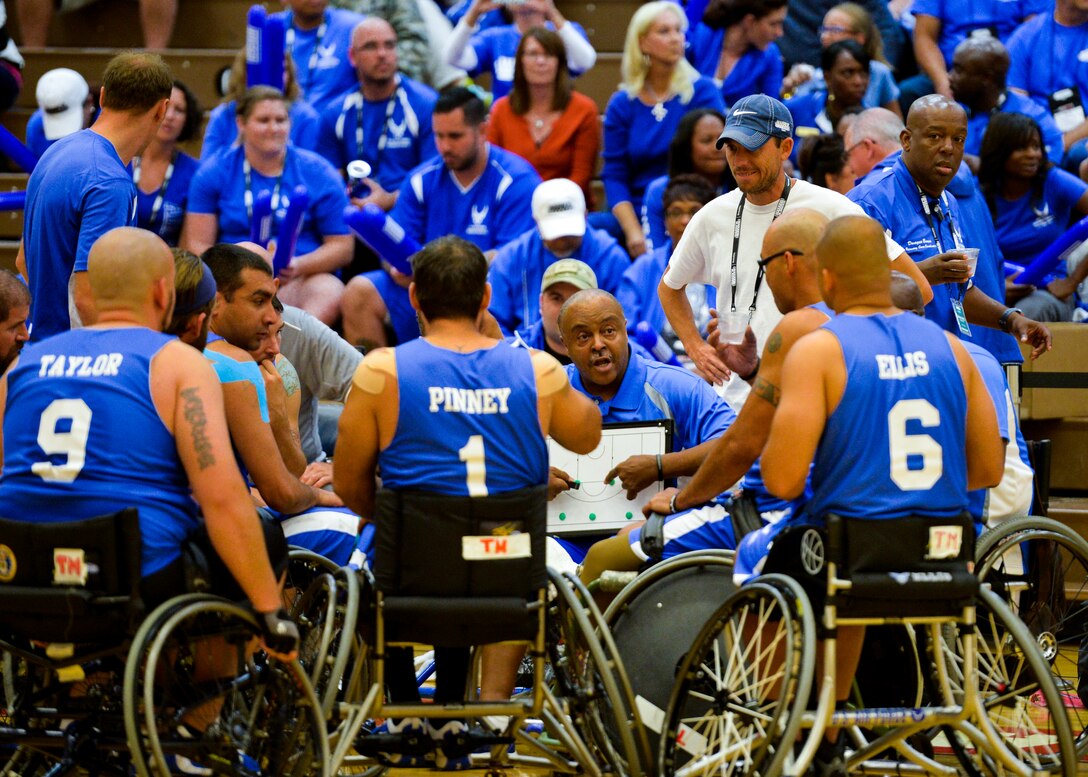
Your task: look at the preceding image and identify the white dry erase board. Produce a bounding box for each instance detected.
[547,420,673,534]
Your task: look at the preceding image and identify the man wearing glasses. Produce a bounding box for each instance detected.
[658,93,928,408]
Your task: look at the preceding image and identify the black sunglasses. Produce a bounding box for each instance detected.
[757,248,803,269]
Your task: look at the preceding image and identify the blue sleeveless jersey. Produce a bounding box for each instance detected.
[806,312,968,521]
[0,328,198,575]
[379,339,548,495]
[741,301,832,514]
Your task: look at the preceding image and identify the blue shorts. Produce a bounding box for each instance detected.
[627,504,735,561]
[278,505,363,566]
[733,509,804,585]
[364,269,419,345]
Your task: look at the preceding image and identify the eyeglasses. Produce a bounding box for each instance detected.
[819,24,852,35]
[757,248,802,269]
[844,138,869,158]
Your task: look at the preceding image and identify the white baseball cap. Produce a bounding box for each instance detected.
[532,179,586,241]
[36,68,89,141]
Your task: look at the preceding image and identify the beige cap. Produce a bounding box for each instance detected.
[541,258,597,291]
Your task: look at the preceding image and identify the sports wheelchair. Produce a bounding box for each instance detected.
[286,484,652,775]
[0,509,329,776]
[657,513,1078,777]
[973,514,1088,759]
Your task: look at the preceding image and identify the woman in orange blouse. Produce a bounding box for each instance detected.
[487,27,601,204]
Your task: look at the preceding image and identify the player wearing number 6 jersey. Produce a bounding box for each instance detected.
[333,235,600,746]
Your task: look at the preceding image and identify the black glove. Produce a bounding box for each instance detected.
[258,608,300,655]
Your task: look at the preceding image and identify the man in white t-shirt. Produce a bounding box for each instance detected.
[659,94,931,408]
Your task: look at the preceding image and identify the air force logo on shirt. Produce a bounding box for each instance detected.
[466,204,489,236]
[315,43,341,70]
[387,119,411,150]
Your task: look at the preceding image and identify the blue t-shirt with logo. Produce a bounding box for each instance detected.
[271,7,364,113]
[993,166,1088,270]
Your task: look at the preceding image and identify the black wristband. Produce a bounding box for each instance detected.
[998,307,1023,333]
[738,357,761,383]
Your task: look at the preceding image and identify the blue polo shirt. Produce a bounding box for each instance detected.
[314,75,438,191]
[618,241,717,335]
[187,144,349,255]
[272,7,364,113]
[565,349,735,452]
[944,164,1023,364]
[488,225,631,335]
[602,79,724,211]
[992,166,1088,269]
[686,25,783,107]
[964,91,1063,166]
[201,99,321,160]
[913,0,1045,67]
[1007,12,1088,109]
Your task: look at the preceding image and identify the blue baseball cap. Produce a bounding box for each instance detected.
[717,94,795,151]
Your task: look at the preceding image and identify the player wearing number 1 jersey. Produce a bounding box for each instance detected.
[333,235,600,753]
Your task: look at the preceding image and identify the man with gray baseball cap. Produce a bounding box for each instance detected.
[506,258,597,363]
[658,93,932,408]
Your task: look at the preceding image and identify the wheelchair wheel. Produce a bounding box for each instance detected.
[659,574,816,777]
[124,595,329,777]
[931,586,1077,777]
[547,568,651,777]
[975,515,1088,756]
[603,550,735,767]
[291,565,361,717]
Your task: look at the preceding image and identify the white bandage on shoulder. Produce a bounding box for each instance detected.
[352,349,396,395]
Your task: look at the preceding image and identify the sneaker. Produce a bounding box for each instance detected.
[371,717,434,768]
[163,725,262,776]
[429,720,473,771]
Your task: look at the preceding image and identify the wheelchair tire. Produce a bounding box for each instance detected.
[124,595,329,777]
[547,568,651,777]
[658,573,815,777]
[928,586,1077,777]
[292,565,361,717]
[975,515,1088,758]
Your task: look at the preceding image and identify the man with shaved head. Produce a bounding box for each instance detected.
[315,16,438,212]
[637,208,834,563]
[849,94,1052,361]
[0,227,297,658]
[750,216,1005,761]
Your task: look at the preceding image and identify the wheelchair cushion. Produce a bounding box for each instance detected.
[372,485,547,646]
[0,509,143,643]
[827,513,978,619]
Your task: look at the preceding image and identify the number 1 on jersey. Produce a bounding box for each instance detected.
[458,435,488,497]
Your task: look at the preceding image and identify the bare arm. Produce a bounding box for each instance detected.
[534,350,601,455]
[15,242,26,283]
[762,331,839,500]
[260,360,307,477]
[612,201,647,259]
[221,379,322,514]
[659,277,730,384]
[962,285,1051,359]
[157,346,282,613]
[72,271,96,327]
[912,15,951,97]
[890,252,934,303]
[332,353,393,518]
[181,212,219,257]
[287,234,353,277]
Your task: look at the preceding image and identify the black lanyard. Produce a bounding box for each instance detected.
[132,150,177,234]
[917,185,967,299]
[243,154,285,221]
[729,175,792,315]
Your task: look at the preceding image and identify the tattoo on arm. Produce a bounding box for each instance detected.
[766,332,783,353]
[751,376,781,407]
[180,387,216,470]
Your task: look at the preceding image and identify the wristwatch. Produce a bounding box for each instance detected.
[998,307,1023,332]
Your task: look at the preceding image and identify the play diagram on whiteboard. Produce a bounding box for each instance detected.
[548,420,673,535]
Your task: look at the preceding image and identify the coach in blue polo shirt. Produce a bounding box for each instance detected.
[848,95,1051,361]
[490,178,629,336]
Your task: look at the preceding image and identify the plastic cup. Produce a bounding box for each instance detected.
[959,248,979,277]
[718,311,747,345]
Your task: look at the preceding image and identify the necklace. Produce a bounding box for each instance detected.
[645,83,671,122]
